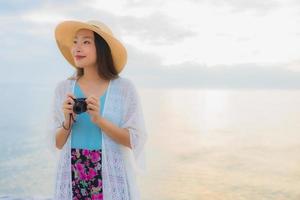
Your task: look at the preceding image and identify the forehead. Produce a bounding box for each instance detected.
[74,29,94,39]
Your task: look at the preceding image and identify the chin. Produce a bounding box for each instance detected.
[75,65,84,69]
[75,62,88,68]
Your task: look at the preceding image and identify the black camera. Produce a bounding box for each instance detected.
[73,98,87,114]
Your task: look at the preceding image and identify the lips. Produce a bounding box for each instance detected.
[75,55,86,60]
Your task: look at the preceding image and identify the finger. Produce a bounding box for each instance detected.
[64,101,73,108]
[87,96,99,103]
[90,95,99,101]
[62,103,71,109]
[63,108,73,115]
[86,95,98,102]
[87,104,98,111]
[66,97,75,105]
[66,95,75,104]
[91,97,99,104]
[87,98,99,106]
[63,104,73,109]
[85,97,90,104]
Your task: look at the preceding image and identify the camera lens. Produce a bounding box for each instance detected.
[73,98,87,114]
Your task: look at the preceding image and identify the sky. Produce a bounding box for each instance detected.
[1,0,300,89]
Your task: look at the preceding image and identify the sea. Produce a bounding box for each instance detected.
[1,82,300,199]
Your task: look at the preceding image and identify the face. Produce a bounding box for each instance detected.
[71,29,97,68]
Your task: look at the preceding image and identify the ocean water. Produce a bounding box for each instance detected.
[139,88,300,200]
[1,82,300,199]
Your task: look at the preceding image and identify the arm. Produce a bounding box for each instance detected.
[55,121,73,150]
[51,80,75,150]
[119,79,148,174]
[95,116,132,149]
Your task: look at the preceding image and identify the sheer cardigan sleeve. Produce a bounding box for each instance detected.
[47,80,66,159]
[120,79,148,175]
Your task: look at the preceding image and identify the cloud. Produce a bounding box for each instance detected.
[122,47,300,89]
[1,0,300,90]
[189,0,280,15]
[12,1,196,46]
[118,12,197,45]
[73,1,198,45]
[0,0,42,14]
[123,0,167,8]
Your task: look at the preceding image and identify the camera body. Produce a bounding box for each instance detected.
[73,98,87,114]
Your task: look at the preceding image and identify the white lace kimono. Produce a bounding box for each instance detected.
[48,76,148,200]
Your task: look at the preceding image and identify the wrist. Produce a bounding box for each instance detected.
[96,116,104,126]
[63,119,71,126]
[62,120,72,131]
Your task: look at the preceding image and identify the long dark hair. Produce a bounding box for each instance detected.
[69,31,119,80]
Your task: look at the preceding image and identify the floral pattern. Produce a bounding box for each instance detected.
[71,148,103,200]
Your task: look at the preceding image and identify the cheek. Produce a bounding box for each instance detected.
[70,46,76,55]
[89,47,97,60]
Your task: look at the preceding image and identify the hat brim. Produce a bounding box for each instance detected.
[55,20,127,73]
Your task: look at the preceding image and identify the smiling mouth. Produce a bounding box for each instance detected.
[75,56,86,60]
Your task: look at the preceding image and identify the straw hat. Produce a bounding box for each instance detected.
[54,20,127,73]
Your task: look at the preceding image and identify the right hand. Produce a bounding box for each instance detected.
[62,93,77,127]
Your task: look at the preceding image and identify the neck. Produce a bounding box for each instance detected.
[79,65,106,83]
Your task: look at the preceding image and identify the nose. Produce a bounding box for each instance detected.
[72,43,82,54]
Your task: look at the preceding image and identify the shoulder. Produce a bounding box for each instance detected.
[54,78,74,93]
[114,77,140,101]
[115,76,136,90]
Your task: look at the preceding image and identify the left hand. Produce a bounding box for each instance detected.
[85,95,101,124]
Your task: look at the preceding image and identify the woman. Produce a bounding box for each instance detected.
[49,20,147,200]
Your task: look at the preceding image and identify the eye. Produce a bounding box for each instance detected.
[84,41,90,44]
[73,40,77,44]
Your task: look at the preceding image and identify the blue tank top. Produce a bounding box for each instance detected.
[71,81,107,150]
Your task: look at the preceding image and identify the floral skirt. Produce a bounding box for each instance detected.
[71,148,103,200]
